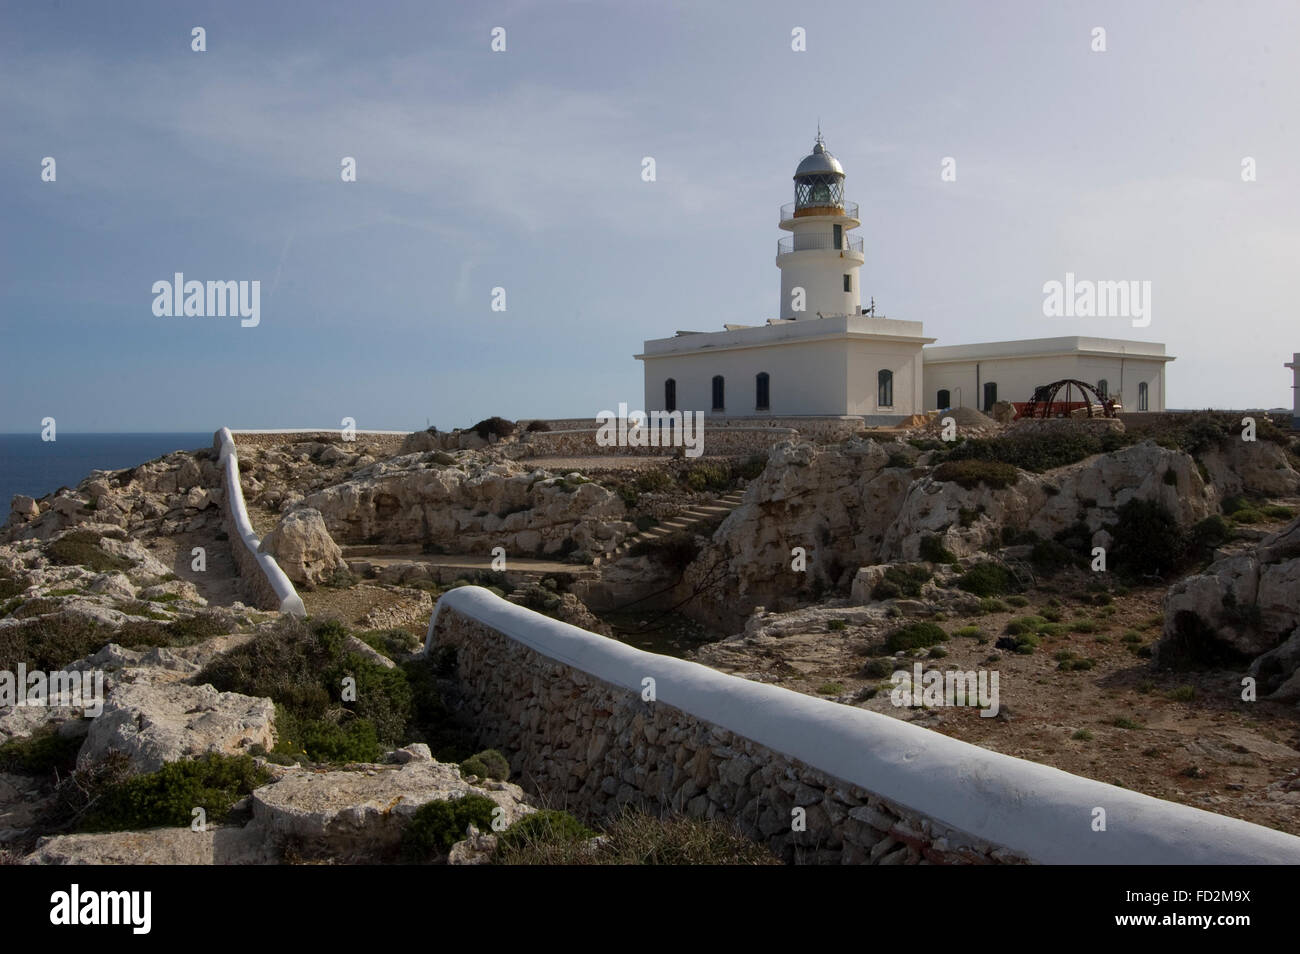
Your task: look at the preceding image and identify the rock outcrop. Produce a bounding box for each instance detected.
[79,680,276,774]
[689,438,1221,624]
[301,454,631,557]
[1156,516,1300,697]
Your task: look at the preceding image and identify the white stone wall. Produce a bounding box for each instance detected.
[213,428,305,615]
[426,586,1300,865]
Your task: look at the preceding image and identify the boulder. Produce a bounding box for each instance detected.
[9,495,38,520]
[249,760,532,860]
[258,508,346,586]
[78,680,275,774]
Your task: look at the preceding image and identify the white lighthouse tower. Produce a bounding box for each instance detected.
[776,133,865,320]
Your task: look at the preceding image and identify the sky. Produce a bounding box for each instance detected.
[1,0,1297,432]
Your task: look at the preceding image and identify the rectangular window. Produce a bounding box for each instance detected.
[833,224,843,250]
[843,274,851,292]
[1138,382,1149,411]
[983,382,997,411]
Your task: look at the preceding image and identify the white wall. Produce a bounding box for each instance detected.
[427,586,1300,865]
[643,339,849,416]
[923,355,1169,412]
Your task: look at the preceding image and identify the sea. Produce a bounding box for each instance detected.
[0,433,213,508]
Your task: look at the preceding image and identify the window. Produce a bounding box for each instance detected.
[664,378,676,412]
[755,372,770,411]
[1138,381,1149,411]
[843,273,852,292]
[936,389,950,409]
[877,369,894,408]
[833,224,843,249]
[983,381,997,411]
[1097,379,1108,400]
[712,375,725,412]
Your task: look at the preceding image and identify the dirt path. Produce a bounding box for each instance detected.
[693,583,1300,837]
[145,529,245,608]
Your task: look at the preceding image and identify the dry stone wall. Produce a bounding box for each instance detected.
[427,586,1300,865]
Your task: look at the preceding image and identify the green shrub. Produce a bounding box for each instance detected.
[919,534,957,564]
[958,563,1016,597]
[827,619,847,631]
[872,564,932,600]
[861,658,895,678]
[496,810,594,857]
[978,597,1009,613]
[273,708,382,763]
[469,417,516,440]
[928,646,947,659]
[932,459,1019,489]
[1005,615,1048,636]
[816,682,845,695]
[953,625,982,638]
[1006,595,1030,607]
[78,753,270,832]
[357,628,421,657]
[683,461,731,492]
[460,749,510,780]
[1058,657,1096,671]
[1072,729,1094,741]
[0,725,83,775]
[1111,717,1144,730]
[883,622,947,653]
[1221,495,1250,516]
[1001,526,1040,546]
[47,531,132,573]
[1167,686,1197,702]
[1011,634,1040,654]
[402,794,498,860]
[1108,498,1186,580]
[1031,539,1079,575]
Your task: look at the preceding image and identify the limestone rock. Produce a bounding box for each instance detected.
[258,508,346,586]
[23,826,276,865]
[1157,516,1300,687]
[78,679,275,774]
[249,760,532,859]
[9,495,38,520]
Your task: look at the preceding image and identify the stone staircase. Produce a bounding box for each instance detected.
[599,490,747,565]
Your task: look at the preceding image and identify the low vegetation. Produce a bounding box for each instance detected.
[492,808,779,865]
[77,753,270,833]
[195,616,473,764]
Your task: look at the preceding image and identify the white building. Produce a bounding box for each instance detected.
[637,136,1172,422]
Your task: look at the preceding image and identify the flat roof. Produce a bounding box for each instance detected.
[922,335,1173,364]
[637,314,934,359]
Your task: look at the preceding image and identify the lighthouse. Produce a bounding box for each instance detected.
[776,133,865,320]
